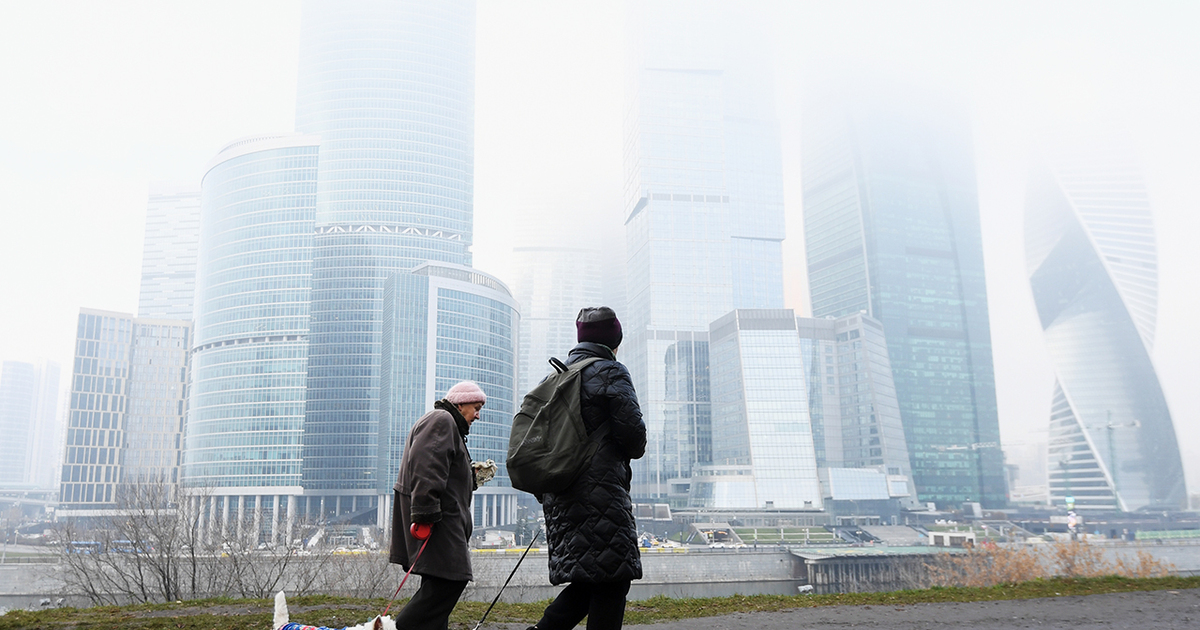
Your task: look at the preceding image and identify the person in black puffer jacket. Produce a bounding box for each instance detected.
[530,306,646,630]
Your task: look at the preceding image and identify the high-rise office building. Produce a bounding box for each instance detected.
[27,361,63,490]
[692,309,915,511]
[796,313,916,507]
[0,362,38,487]
[511,215,604,394]
[183,134,319,528]
[59,309,190,515]
[623,2,786,504]
[295,0,478,513]
[1026,139,1186,511]
[801,79,1005,508]
[138,185,202,319]
[694,310,822,510]
[379,262,520,528]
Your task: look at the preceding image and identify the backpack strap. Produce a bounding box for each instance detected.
[556,356,610,441]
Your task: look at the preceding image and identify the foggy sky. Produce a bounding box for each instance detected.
[1,1,1197,491]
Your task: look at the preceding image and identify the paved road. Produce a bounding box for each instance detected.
[615,588,1200,630]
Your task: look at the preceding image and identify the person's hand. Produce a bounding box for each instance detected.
[410,522,432,540]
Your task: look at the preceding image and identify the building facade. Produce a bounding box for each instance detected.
[0,362,38,487]
[27,361,63,490]
[59,309,191,515]
[183,134,319,526]
[138,185,202,319]
[796,313,916,506]
[379,262,520,528]
[295,0,478,513]
[801,80,1005,508]
[511,240,603,394]
[623,3,786,505]
[693,310,822,510]
[1026,140,1186,511]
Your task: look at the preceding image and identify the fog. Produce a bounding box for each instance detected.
[1,1,1197,493]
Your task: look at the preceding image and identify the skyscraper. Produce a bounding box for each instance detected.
[623,2,786,504]
[296,0,478,513]
[0,361,38,487]
[183,133,318,527]
[1026,139,1186,512]
[796,313,917,507]
[379,262,520,528]
[59,309,190,514]
[138,185,202,319]
[694,310,822,510]
[511,212,604,394]
[801,79,1005,508]
[27,361,63,490]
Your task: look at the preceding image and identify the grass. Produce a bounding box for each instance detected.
[3,576,1198,629]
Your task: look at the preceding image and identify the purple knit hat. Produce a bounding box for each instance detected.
[576,306,622,349]
[444,381,487,405]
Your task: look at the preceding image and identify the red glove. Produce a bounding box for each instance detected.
[410,522,432,540]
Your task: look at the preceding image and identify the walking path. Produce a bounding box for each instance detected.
[617,588,1200,629]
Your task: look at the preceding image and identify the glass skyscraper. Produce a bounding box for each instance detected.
[59,309,190,514]
[1026,140,1185,511]
[801,80,1005,508]
[796,313,917,506]
[624,3,786,505]
[694,310,822,510]
[0,361,38,487]
[138,184,202,319]
[295,0,477,512]
[184,134,319,527]
[379,262,519,528]
[511,217,604,394]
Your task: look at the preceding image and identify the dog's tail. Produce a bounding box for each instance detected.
[273,591,289,629]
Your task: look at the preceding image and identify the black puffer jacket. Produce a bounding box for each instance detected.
[542,342,647,585]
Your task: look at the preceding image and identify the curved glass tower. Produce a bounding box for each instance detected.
[379,262,520,528]
[1026,142,1186,511]
[295,0,476,510]
[185,134,319,512]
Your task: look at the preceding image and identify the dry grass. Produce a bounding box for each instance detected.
[926,540,1174,587]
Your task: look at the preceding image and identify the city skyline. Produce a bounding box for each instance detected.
[2,2,1199,496]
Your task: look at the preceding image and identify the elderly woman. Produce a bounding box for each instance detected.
[390,381,487,630]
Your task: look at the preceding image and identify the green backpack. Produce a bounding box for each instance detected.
[507,356,610,496]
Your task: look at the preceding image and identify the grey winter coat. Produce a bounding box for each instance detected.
[542,342,647,585]
[390,401,474,582]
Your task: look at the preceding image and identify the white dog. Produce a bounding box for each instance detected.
[273,591,397,630]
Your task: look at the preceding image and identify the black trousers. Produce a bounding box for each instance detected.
[535,580,632,630]
[393,574,467,630]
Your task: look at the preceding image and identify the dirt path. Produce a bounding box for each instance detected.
[617,588,1200,629]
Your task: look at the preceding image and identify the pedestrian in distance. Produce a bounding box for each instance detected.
[390,381,487,630]
[528,306,647,630]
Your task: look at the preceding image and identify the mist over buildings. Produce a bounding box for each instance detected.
[0,1,1197,512]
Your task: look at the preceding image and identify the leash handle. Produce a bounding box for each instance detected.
[382,535,431,617]
[473,530,541,630]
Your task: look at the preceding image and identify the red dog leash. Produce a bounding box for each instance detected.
[382,536,430,617]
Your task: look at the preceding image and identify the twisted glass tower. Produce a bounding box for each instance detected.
[1026,142,1186,512]
[295,0,476,513]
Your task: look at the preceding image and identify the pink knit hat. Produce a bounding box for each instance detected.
[444,381,487,405]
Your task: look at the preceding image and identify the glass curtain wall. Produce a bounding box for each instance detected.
[1026,140,1185,511]
[295,1,476,512]
[184,134,319,500]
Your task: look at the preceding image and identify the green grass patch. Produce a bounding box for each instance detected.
[3,576,1198,629]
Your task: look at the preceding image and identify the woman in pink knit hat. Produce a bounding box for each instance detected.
[390,380,487,630]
